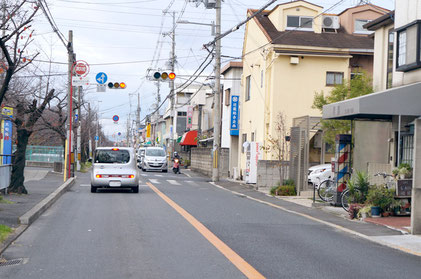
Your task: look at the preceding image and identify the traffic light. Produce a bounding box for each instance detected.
[153,71,176,81]
[107,82,127,89]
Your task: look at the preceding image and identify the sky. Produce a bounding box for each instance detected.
[29,0,395,139]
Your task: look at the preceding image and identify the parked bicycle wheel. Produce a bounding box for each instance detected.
[341,189,350,212]
[318,179,335,202]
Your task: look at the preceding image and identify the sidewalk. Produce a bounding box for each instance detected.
[0,168,62,228]
[205,173,421,257]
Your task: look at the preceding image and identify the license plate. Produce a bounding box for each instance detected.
[109,181,121,187]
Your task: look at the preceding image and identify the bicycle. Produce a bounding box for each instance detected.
[374,172,395,189]
[318,179,336,202]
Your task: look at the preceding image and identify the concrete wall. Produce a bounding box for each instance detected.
[190,147,229,178]
[353,121,392,173]
[256,160,289,191]
[372,22,394,92]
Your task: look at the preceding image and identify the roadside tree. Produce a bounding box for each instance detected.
[312,72,373,146]
[0,0,39,106]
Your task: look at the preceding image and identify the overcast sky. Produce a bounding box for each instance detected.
[30,0,395,139]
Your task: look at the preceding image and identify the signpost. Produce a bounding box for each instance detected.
[74,61,90,76]
[96,72,108,84]
[230,95,240,136]
[113,115,119,124]
[97,84,106,92]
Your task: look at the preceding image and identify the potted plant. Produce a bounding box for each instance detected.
[358,205,372,219]
[392,168,399,179]
[366,186,395,217]
[398,163,413,179]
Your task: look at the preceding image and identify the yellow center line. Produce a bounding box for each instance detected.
[147,182,266,279]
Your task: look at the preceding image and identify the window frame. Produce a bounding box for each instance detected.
[386,29,394,89]
[245,75,251,102]
[354,19,373,34]
[224,88,231,106]
[396,20,421,72]
[286,15,313,31]
[326,71,344,86]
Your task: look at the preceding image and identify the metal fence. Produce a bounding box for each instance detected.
[12,145,64,163]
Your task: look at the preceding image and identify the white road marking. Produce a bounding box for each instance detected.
[80,184,90,187]
[140,174,148,177]
[167,180,180,185]
[155,174,163,177]
[139,184,149,187]
[149,179,160,184]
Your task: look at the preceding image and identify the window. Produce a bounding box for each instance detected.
[286,16,313,30]
[177,111,187,116]
[260,70,263,88]
[326,72,343,86]
[245,75,251,101]
[396,20,421,72]
[95,149,130,164]
[225,88,231,106]
[386,30,394,89]
[400,134,414,167]
[242,133,247,153]
[354,19,373,34]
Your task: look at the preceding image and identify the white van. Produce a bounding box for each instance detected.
[91,147,139,193]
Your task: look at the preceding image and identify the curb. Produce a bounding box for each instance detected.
[19,177,76,225]
[1,177,76,256]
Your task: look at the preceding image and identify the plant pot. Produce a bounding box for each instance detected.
[382,212,390,217]
[371,206,381,217]
[361,212,367,219]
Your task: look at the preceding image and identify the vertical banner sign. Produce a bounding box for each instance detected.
[187,106,193,129]
[146,123,151,138]
[1,119,12,165]
[230,95,240,136]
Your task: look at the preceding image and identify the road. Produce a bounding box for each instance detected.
[1,170,421,278]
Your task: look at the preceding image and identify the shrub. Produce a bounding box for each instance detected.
[347,171,370,204]
[366,186,395,212]
[282,179,295,186]
[271,185,296,196]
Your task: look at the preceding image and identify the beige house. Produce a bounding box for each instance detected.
[238,0,388,179]
[323,0,421,234]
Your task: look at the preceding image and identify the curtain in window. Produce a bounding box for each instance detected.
[398,31,407,66]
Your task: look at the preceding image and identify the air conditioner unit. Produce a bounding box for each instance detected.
[322,16,340,29]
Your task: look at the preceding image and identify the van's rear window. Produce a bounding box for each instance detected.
[95,150,130,164]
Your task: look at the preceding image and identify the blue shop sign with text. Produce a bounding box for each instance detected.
[230,95,239,136]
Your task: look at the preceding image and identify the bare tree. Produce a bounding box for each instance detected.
[265,112,289,184]
[0,0,40,106]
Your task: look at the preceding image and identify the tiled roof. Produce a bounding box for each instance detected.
[251,11,374,50]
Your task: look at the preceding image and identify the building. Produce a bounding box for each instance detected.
[323,0,421,234]
[238,0,388,182]
[221,62,243,178]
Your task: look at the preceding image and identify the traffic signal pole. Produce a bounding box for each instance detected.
[212,0,221,182]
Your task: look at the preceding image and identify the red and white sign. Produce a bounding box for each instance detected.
[74,60,89,77]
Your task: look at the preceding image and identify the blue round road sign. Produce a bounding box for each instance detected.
[96,72,108,84]
[112,115,119,122]
[118,132,121,136]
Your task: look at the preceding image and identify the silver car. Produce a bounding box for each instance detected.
[142,147,168,172]
[91,147,139,193]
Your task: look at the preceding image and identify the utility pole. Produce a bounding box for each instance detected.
[212,0,222,182]
[88,103,92,159]
[136,92,140,148]
[66,30,75,178]
[76,85,82,171]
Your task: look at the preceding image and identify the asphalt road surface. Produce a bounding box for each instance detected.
[1,170,421,279]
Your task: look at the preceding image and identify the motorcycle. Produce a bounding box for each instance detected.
[173,158,180,174]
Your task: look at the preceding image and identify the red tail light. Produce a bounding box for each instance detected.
[96,174,102,178]
[129,175,135,178]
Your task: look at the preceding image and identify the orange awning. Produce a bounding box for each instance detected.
[180,130,198,146]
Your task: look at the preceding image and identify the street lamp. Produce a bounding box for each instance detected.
[177,20,215,35]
